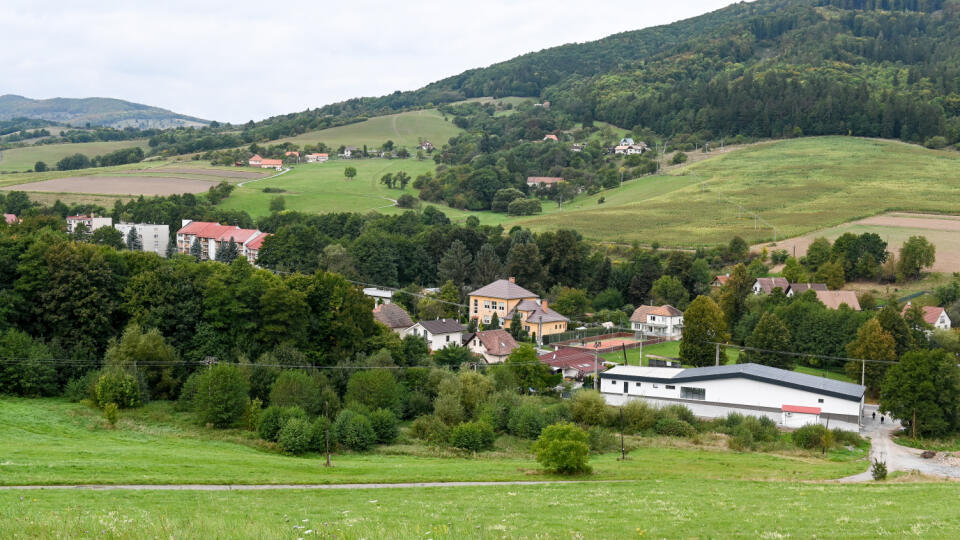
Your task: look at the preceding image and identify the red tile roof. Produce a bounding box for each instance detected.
[526,176,564,185]
[630,305,683,322]
[539,347,599,376]
[470,329,519,357]
[902,303,946,325]
[249,154,263,161]
[177,221,235,238]
[245,233,270,251]
[782,405,821,414]
[543,134,559,141]
[3,214,18,224]
[260,159,283,166]
[217,228,259,243]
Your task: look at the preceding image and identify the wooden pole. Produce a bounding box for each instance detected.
[861,360,865,387]
[715,343,720,366]
[913,408,917,441]
[621,343,628,366]
[619,407,626,461]
[593,349,599,391]
[324,401,331,468]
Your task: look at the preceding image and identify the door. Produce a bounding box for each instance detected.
[623,381,629,394]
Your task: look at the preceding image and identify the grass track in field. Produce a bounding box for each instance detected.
[0,140,149,172]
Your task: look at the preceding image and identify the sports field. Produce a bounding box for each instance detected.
[0,140,149,172]
[269,109,464,150]
[517,137,960,246]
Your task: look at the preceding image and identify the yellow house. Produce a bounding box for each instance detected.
[468,278,569,342]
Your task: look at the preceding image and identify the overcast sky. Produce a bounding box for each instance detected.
[3,0,739,124]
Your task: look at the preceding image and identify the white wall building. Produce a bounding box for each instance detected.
[114,222,169,256]
[403,319,465,352]
[66,214,112,233]
[363,287,394,305]
[599,364,865,432]
[629,305,683,340]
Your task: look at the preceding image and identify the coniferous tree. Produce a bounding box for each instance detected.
[437,240,472,287]
[472,244,501,286]
[125,227,143,251]
[680,296,729,367]
[219,238,240,264]
[743,312,793,369]
[190,238,202,260]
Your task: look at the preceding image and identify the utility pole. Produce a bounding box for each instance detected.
[619,407,626,461]
[861,360,865,386]
[593,348,599,391]
[715,343,720,366]
[913,409,917,440]
[324,401,331,467]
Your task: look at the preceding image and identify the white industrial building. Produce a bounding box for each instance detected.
[599,363,865,432]
[114,222,169,256]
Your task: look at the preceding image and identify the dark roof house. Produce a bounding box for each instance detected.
[372,303,414,331]
[468,278,537,300]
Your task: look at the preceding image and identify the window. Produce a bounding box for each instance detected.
[610,380,617,385]
[652,384,659,388]
[484,300,490,309]
[499,302,505,310]
[818,398,824,403]
[634,382,641,387]
[665,385,675,390]
[446,335,450,342]
[680,387,705,400]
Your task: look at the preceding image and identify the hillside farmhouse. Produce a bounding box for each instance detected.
[418,141,434,151]
[902,302,951,330]
[711,275,729,288]
[468,278,568,343]
[403,318,465,351]
[600,363,865,432]
[752,277,789,295]
[543,134,559,142]
[464,329,519,364]
[248,154,282,170]
[786,283,828,296]
[630,305,683,340]
[526,176,563,188]
[305,153,329,163]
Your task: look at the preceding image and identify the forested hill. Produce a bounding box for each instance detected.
[0,95,209,130]
[277,0,960,147]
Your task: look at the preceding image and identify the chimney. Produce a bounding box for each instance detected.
[541,299,548,312]
[508,277,515,284]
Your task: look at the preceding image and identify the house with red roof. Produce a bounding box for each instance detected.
[3,214,19,225]
[306,153,329,163]
[539,347,604,380]
[542,134,559,142]
[176,220,268,263]
[243,232,271,264]
[525,176,564,188]
[464,329,519,364]
[248,154,283,170]
[630,305,684,340]
[902,302,951,331]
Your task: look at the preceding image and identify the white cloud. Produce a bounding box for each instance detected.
[1,0,739,123]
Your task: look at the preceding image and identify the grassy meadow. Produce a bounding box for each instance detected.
[517,136,960,245]
[0,140,149,173]
[269,109,464,150]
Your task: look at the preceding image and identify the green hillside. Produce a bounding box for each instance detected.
[515,136,960,245]
[0,94,208,129]
[0,139,150,172]
[270,109,463,150]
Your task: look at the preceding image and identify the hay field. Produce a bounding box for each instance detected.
[0,140,149,172]
[269,109,464,149]
[2,175,219,196]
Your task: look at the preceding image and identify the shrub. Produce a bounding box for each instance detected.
[95,371,141,409]
[258,406,307,442]
[791,424,828,450]
[404,391,433,419]
[309,416,332,452]
[622,400,657,433]
[410,414,450,446]
[728,424,754,451]
[345,370,402,414]
[659,404,698,427]
[532,422,592,474]
[832,428,863,447]
[476,391,520,432]
[243,398,263,431]
[65,371,99,402]
[741,416,779,443]
[871,459,888,481]
[449,421,496,452]
[103,402,119,427]
[277,417,313,455]
[654,417,696,437]
[396,193,418,208]
[332,410,376,451]
[507,198,542,216]
[433,392,465,426]
[570,390,609,426]
[176,372,201,412]
[507,402,546,439]
[587,426,618,452]
[193,364,250,428]
[369,408,399,444]
[269,370,324,415]
[544,402,571,425]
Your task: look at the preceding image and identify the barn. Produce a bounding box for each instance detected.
[599,363,865,432]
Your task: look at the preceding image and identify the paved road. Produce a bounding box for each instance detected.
[0,480,617,491]
[838,404,960,482]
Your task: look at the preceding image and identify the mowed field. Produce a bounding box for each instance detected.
[269,109,464,149]
[517,137,960,246]
[757,212,960,273]
[2,398,959,538]
[0,140,149,172]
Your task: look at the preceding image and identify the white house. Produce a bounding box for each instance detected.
[403,319,465,352]
[306,153,329,163]
[66,214,112,234]
[753,277,789,295]
[599,363,865,432]
[614,143,647,155]
[902,302,952,330]
[363,287,394,305]
[464,329,518,364]
[114,222,169,256]
[343,146,358,158]
[629,305,683,340]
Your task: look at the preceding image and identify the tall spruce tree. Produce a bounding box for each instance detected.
[125,227,143,251]
[189,238,202,260]
[743,312,793,369]
[219,238,240,264]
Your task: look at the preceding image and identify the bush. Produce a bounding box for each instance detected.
[193,364,250,428]
[369,408,399,444]
[433,392,465,426]
[507,198,542,216]
[243,398,263,432]
[659,404,698,427]
[544,402,571,425]
[507,402,546,439]
[449,421,496,452]
[832,428,863,447]
[103,402,119,427]
[728,424,754,451]
[791,424,828,450]
[332,410,376,451]
[404,391,433,419]
[671,151,688,164]
[476,391,520,432]
[410,414,450,446]
[570,390,609,426]
[741,416,779,443]
[532,422,592,474]
[587,426,618,452]
[65,371,99,402]
[654,417,696,437]
[258,406,307,442]
[622,400,657,433]
[309,416,332,452]
[277,417,313,455]
[345,370,402,414]
[176,371,201,411]
[269,370,324,415]
[396,193,418,208]
[95,371,141,409]
[871,459,888,481]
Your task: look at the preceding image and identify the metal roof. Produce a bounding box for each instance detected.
[468,279,537,300]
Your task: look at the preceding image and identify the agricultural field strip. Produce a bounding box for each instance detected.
[0,480,619,491]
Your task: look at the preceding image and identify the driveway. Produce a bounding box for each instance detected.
[838,404,960,482]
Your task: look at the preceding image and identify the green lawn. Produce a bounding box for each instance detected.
[517,136,960,245]
[0,398,864,486]
[5,480,960,538]
[0,140,149,172]
[601,341,741,366]
[269,109,464,150]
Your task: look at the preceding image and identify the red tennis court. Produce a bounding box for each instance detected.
[566,337,643,353]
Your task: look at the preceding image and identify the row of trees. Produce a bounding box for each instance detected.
[53,147,145,171]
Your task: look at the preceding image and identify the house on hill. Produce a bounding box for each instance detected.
[614,143,647,155]
[373,303,414,334]
[815,290,861,311]
[343,146,358,158]
[711,275,729,288]
[306,153,329,163]
[464,329,518,364]
[284,151,300,162]
[786,283,828,297]
[901,302,951,330]
[243,232,270,264]
[526,176,563,188]
[630,305,684,340]
[418,141,434,151]
[468,277,569,343]
[570,143,584,152]
[403,319,466,351]
[249,154,282,170]
[539,347,601,380]
[753,277,789,295]
[600,363,865,432]
[543,134,559,142]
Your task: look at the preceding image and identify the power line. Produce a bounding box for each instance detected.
[704,342,899,365]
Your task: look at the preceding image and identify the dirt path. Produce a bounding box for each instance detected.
[0,480,614,491]
[237,167,290,187]
[837,404,960,482]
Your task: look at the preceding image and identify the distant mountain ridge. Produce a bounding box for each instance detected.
[0,95,210,129]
